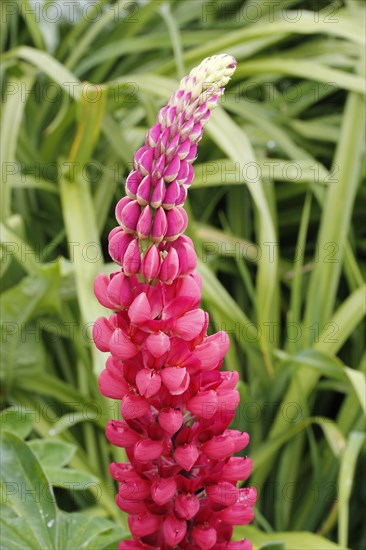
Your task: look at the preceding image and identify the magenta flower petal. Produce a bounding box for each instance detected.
[108,231,133,265]
[118,541,154,550]
[106,420,141,447]
[218,541,253,550]
[125,170,142,199]
[150,178,165,208]
[158,408,183,435]
[99,369,129,399]
[136,205,152,240]
[201,434,235,461]
[152,154,166,181]
[138,148,154,176]
[151,206,167,242]
[134,439,164,462]
[176,160,189,184]
[219,370,240,389]
[187,390,218,419]
[194,330,230,370]
[202,431,249,461]
[94,274,114,309]
[229,430,250,453]
[128,512,161,538]
[110,462,141,482]
[121,394,149,420]
[93,316,113,352]
[147,123,161,147]
[135,368,161,398]
[161,366,190,395]
[123,239,141,276]
[165,133,180,159]
[145,332,170,358]
[174,492,200,520]
[162,180,180,209]
[106,272,133,308]
[220,502,255,526]
[141,244,160,281]
[164,155,180,183]
[165,206,185,240]
[119,478,151,501]
[186,143,198,163]
[116,496,148,515]
[151,477,177,505]
[174,309,205,340]
[128,292,152,324]
[221,457,253,482]
[175,183,188,206]
[180,117,194,141]
[206,481,238,506]
[174,443,199,471]
[238,486,257,505]
[192,525,217,549]
[177,138,191,160]
[109,328,138,360]
[159,247,179,284]
[115,196,130,224]
[163,513,187,547]
[134,146,147,169]
[119,199,141,233]
[136,175,151,206]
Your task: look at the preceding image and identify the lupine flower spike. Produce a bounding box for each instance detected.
[93,54,256,549]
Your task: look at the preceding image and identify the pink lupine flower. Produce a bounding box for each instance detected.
[93,54,256,549]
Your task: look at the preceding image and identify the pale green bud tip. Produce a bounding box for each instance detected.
[188,54,237,86]
[180,54,237,100]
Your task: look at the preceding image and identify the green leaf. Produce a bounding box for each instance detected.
[235,525,348,550]
[258,285,366,485]
[319,421,346,459]
[47,412,87,435]
[0,323,46,381]
[18,1,46,50]
[0,432,126,549]
[56,511,127,549]
[259,543,285,550]
[338,431,365,547]
[15,373,108,428]
[77,35,172,74]
[197,259,255,351]
[0,407,34,439]
[0,262,63,319]
[2,46,81,99]
[44,467,99,489]
[69,84,108,173]
[0,76,33,221]
[157,12,365,74]
[28,440,77,468]
[0,507,42,550]
[304,59,365,336]
[276,348,366,414]
[251,416,334,473]
[0,431,57,549]
[59,78,107,375]
[342,368,366,414]
[0,221,38,274]
[235,59,365,95]
[0,262,62,387]
[207,107,277,373]
[194,159,331,187]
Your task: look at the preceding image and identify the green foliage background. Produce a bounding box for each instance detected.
[1,1,365,549]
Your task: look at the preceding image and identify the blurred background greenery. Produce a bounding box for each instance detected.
[1,1,365,549]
